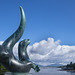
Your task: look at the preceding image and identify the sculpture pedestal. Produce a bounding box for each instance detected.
[5,72,30,75]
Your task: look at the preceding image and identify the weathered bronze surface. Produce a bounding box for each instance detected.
[0,6,40,73]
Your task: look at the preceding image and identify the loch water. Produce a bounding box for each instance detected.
[5,67,75,75]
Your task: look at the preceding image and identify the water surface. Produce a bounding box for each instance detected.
[5,67,75,75]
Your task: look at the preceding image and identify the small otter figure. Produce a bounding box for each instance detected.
[18,39,40,72]
[18,39,30,62]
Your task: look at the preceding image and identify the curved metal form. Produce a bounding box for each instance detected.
[18,39,30,62]
[2,6,26,50]
[0,6,40,73]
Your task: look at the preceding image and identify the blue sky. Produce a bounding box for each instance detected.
[0,0,75,45]
[1,0,75,66]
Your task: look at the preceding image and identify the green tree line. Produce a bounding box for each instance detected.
[66,62,75,69]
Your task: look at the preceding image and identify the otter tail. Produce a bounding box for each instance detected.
[2,6,26,51]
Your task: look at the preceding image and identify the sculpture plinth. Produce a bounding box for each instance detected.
[0,6,40,74]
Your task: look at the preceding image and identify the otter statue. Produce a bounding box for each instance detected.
[0,6,40,73]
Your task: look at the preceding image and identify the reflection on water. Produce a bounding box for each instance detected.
[5,67,75,75]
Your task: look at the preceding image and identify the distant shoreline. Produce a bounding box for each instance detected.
[59,69,75,72]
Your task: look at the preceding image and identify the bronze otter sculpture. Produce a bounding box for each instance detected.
[0,6,40,73]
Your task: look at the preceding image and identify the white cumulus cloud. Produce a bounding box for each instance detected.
[27,38,75,66]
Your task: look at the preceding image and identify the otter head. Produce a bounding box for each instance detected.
[19,39,31,47]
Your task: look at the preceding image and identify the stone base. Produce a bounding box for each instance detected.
[5,72,29,75]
